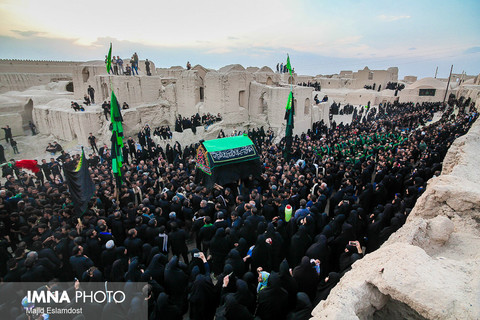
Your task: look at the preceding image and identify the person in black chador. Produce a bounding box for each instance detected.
[2,125,12,143]
[0,144,6,163]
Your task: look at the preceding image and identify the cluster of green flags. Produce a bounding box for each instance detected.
[63,43,124,218]
[284,54,294,160]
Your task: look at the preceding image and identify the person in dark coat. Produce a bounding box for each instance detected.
[69,245,94,279]
[0,144,6,163]
[124,228,143,258]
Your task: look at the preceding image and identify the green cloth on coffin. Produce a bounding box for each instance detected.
[195,135,262,187]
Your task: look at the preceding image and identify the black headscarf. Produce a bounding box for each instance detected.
[256,272,289,320]
[278,259,298,311]
[292,256,318,302]
[189,273,218,320]
[286,292,312,320]
[225,249,245,278]
[234,279,255,314]
[210,228,230,275]
[152,292,182,320]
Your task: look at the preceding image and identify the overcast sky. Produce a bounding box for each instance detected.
[0,0,479,79]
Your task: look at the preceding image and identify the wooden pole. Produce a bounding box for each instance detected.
[442,65,453,104]
[434,66,438,78]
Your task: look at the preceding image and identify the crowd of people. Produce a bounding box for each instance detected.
[0,95,477,319]
[104,52,151,76]
[175,113,223,133]
[276,63,294,74]
[298,81,321,92]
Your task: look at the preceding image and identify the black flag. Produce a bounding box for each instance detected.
[64,148,95,217]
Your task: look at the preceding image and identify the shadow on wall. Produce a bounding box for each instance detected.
[23,99,33,129]
[371,299,428,320]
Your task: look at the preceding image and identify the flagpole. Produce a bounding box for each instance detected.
[107,43,119,203]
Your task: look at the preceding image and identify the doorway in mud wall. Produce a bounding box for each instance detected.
[23,99,33,130]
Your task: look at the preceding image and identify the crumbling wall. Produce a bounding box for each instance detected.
[0,73,72,93]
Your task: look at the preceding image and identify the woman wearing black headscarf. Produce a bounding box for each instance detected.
[189,272,218,320]
[242,272,258,299]
[125,256,143,282]
[188,248,207,275]
[145,253,167,285]
[210,228,231,275]
[234,279,255,314]
[164,256,189,314]
[286,292,312,320]
[288,225,311,268]
[305,235,329,275]
[250,234,273,272]
[265,223,284,271]
[110,259,126,282]
[338,242,363,273]
[151,292,182,320]
[278,259,298,311]
[141,243,152,266]
[292,256,319,302]
[314,272,341,305]
[255,272,289,320]
[234,237,249,258]
[218,293,253,320]
[379,216,402,244]
[330,223,355,270]
[225,249,245,278]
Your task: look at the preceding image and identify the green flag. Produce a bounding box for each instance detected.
[110,90,124,186]
[106,43,112,74]
[286,90,293,110]
[286,54,292,75]
[284,90,295,160]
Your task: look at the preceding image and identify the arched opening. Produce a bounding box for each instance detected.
[304,98,310,115]
[199,87,204,102]
[23,99,33,128]
[82,67,90,83]
[288,76,294,85]
[239,90,245,108]
[266,77,273,85]
[66,81,74,92]
[101,83,108,101]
